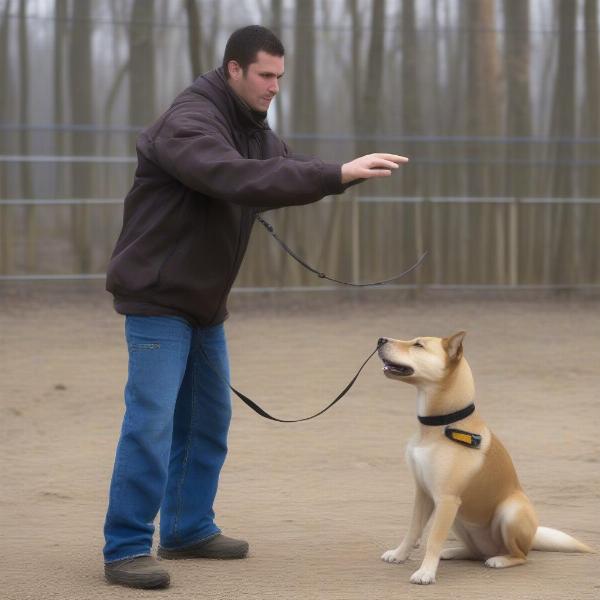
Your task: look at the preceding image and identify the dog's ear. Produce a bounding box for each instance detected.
[444,331,466,362]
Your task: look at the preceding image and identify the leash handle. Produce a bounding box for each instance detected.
[256,214,427,287]
[199,341,384,423]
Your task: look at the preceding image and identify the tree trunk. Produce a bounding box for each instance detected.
[69,0,93,272]
[0,0,11,274]
[270,0,283,133]
[19,0,36,271]
[53,0,68,261]
[290,0,317,285]
[465,0,502,284]
[504,0,532,285]
[359,0,385,281]
[185,0,203,79]
[548,0,576,283]
[400,0,423,287]
[584,0,600,280]
[129,0,155,128]
[359,0,385,145]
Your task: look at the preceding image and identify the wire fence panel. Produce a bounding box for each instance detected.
[1,195,599,288]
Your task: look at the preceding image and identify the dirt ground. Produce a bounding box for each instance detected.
[1,284,599,600]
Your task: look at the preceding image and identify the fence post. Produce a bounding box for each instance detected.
[415,196,424,292]
[509,196,519,286]
[0,165,10,274]
[352,191,360,284]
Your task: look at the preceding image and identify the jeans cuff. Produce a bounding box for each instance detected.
[104,552,151,565]
[160,529,221,551]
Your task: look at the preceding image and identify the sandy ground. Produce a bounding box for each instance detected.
[1,284,599,600]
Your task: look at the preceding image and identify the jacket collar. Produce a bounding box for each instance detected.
[191,67,270,132]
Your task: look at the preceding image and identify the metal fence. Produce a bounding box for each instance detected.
[1,192,599,290]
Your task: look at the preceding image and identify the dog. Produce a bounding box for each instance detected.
[377,331,593,585]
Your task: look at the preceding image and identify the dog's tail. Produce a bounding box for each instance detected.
[532,527,594,553]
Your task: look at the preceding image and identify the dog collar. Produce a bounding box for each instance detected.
[417,403,475,426]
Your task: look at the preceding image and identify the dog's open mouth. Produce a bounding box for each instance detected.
[382,359,414,377]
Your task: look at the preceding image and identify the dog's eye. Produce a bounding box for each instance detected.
[413,341,424,348]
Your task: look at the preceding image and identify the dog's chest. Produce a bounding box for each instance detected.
[407,443,439,492]
[406,433,487,497]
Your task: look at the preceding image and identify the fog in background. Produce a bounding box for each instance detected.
[1,0,599,287]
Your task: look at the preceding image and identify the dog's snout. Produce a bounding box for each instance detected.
[378,337,388,347]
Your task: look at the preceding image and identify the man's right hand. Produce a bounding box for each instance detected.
[341,153,409,184]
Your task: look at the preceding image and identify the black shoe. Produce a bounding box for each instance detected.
[158,534,249,560]
[104,556,170,589]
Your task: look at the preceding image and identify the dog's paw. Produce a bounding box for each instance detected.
[485,556,509,568]
[381,549,408,563]
[410,567,436,585]
[484,555,525,569]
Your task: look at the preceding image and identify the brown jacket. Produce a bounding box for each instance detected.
[106,67,346,326]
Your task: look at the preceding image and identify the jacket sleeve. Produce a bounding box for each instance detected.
[147,128,345,209]
[282,140,315,163]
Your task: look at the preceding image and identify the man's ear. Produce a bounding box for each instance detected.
[444,331,466,362]
[227,60,242,81]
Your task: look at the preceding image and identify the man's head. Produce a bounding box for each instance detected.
[223,25,285,113]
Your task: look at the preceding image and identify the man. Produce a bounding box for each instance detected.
[103,25,407,589]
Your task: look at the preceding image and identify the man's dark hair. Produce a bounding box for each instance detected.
[222,25,284,78]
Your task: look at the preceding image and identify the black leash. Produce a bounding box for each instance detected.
[198,212,426,423]
[200,339,386,423]
[256,214,428,286]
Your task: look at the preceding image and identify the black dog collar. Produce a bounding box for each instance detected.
[418,403,475,426]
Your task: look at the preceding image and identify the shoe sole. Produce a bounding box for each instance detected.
[105,572,170,589]
[157,546,249,560]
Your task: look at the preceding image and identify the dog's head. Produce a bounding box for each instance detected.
[377,331,466,386]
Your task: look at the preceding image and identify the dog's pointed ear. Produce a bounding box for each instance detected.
[444,331,466,362]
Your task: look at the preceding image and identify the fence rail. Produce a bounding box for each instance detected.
[3,196,600,206]
[1,196,599,288]
[2,154,599,167]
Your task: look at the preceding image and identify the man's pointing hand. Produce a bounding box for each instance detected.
[341,153,409,184]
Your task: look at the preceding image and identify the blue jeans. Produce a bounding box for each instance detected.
[103,316,232,563]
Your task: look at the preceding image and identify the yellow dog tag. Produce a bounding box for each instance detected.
[444,427,481,449]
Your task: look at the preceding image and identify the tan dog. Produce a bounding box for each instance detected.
[377,332,593,585]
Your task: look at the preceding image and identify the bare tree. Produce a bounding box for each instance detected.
[185,0,203,78]
[0,0,10,125]
[69,0,93,272]
[358,0,386,281]
[18,0,36,270]
[129,0,155,128]
[584,0,600,279]
[53,0,69,260]
[270,0,283,133]
[289,0,317,284]
[504,0,531,196]
[400,0,424,286]
[464,0,503,284]
[547,0,576,283]
[292,0,316,150]
[204,2,220,73]
[359,0,385,145]
[0,0,11,273]
[504,0,532,284]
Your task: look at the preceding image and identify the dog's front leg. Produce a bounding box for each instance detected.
[382,484,433,564]
[410,495,461,585]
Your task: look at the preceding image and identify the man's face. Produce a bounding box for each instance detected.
[227,51,284,113]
